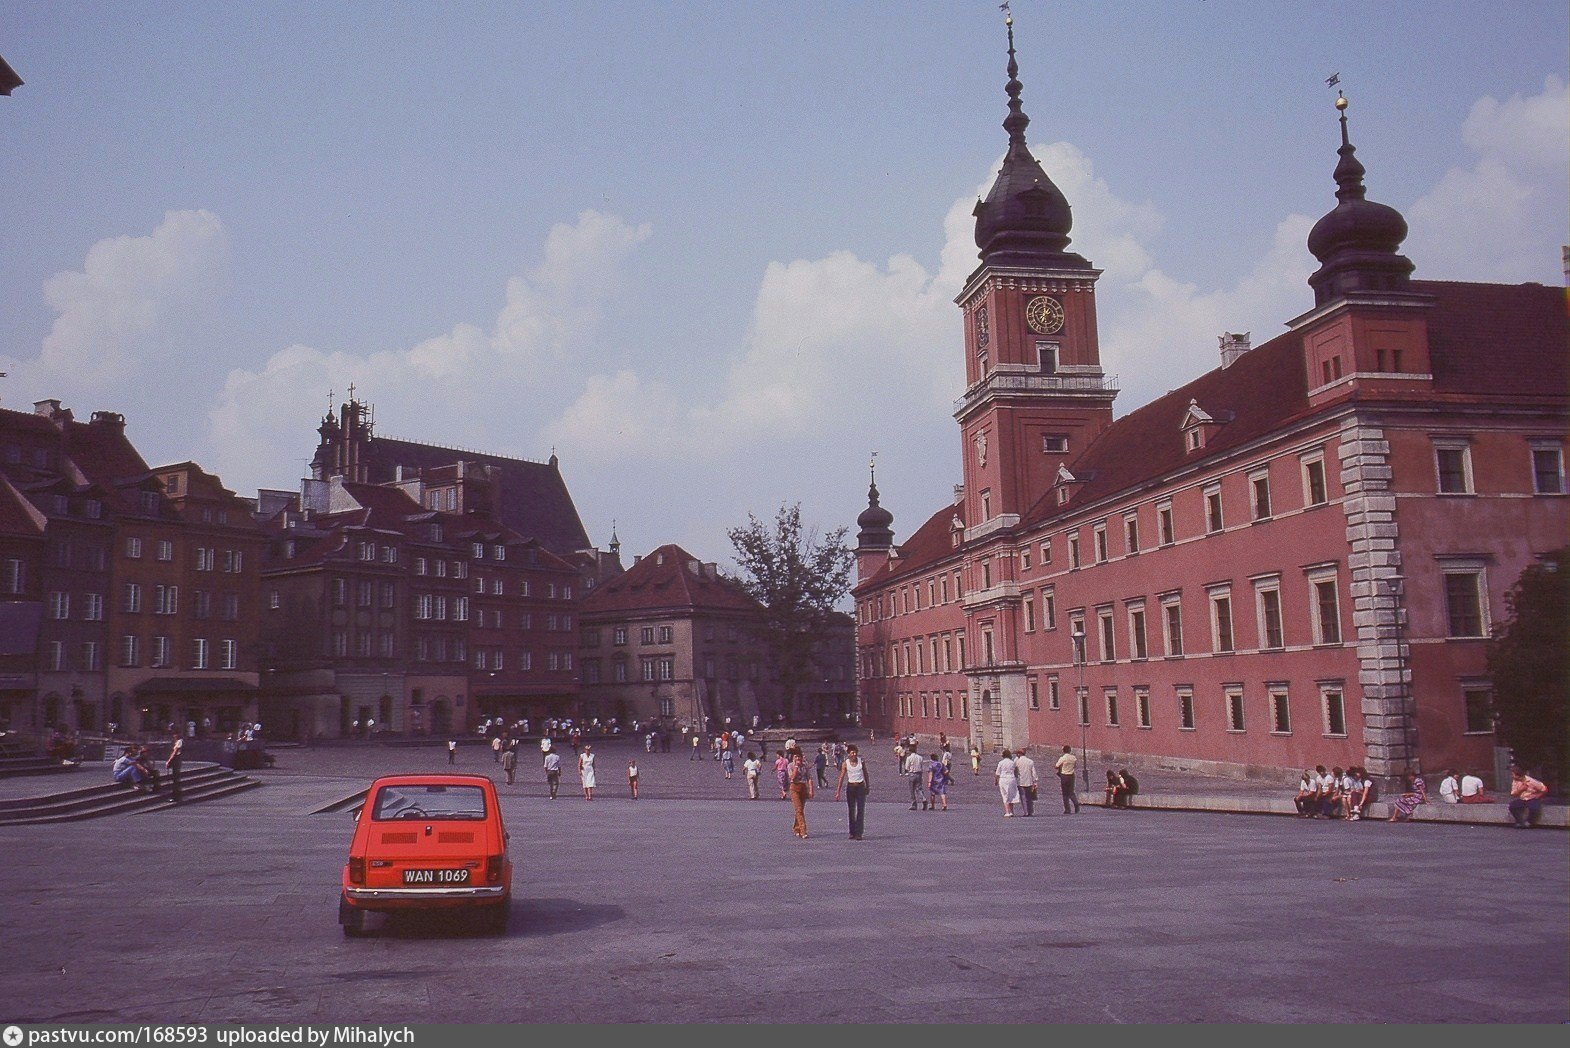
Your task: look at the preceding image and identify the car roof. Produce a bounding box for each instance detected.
[367,774,496,788]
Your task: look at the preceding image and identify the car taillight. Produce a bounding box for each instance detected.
[349,857,366,884]
[485,854,503,883]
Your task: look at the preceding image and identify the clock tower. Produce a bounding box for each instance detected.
[954,13,1117,532]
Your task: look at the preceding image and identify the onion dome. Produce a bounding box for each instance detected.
[1307,93,1414,306]
[856,464,894,551]
[972,12,1088,269]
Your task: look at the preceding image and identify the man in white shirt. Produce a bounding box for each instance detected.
[543,749,563,799]
[1459,771,1488,802]
[1439,769,1461,804]
[1015,749,1039,817]
[743,752,762,800]
[1054,745,1080,814]
[904,747,925,809]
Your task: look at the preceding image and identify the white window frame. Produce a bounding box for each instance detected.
[1530,441,1565,495]
[1254,576,1284,650]
[1307,568,1342,646]
[1433,438,1474,495]
[1321,685,1348,738]
[1301,452,1328,507]
[1268,686,1292,735]
[1249,468,1273,521]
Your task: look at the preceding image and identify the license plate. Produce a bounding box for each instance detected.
[402,867,470,885]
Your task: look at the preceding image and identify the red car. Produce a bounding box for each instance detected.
[339,774,512,936]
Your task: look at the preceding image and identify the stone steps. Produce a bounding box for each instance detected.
[0,763,262,824]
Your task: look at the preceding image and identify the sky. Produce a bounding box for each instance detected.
[1,1,1566,569]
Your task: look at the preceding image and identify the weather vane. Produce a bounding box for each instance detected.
[1325,72,1340,89]
[999,1,1012,25]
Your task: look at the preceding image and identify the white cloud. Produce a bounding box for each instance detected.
[1406,76,1569,283]
[3,209,230,391]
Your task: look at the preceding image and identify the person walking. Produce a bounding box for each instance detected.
[1015,748,1038,816]
[627,758,640,800]
[1054,745,1079,814]
[501,743,518,786]
[690,733,701,761]
[579,744,598,801]
[447,738,458,765]
[743,751,762,799]
[774,750,790,800]
[834,744,870,839]
[544,747,562,799]
[904,746,925,809]
[814,745,829,788]
[969,743,982,776]
[995,749,1020,817]
[721,744,736,779]
[926,752,949,811]
[165,730,184,804]
[491,735,503,763]
[787,749,815,839]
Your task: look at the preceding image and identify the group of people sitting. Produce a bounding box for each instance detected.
[1436,769,1491,805]
[1103,768,1139,808]
[110,745,163,793]
[1294,765,1377,820]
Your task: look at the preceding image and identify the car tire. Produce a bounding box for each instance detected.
[340,898,369,938]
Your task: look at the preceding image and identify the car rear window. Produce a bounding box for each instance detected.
[371,784,488,821]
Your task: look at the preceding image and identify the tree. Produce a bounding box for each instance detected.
[727,504,855,724]
[1486,548,1569,788]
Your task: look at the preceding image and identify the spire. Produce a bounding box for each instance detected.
[1306,91,1414,306]
[856,453,894,550]
[972,7,1086,269]
[609,519,621,556]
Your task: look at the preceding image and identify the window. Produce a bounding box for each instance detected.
[1443,570,1487,637]
[1210,591,1234,652]
[641,658,656,682]
[494,545,505,561]
[1105,688,1120,727]
[1097,608,1115,663]
[1135,688,1151,729]
[1161,598,1183,657]
[1434,440,1473,494]
[1322,687,1347,737]
[332,579,347,607]
[1269,688,1292,734]
[1302,455,1328,507]
[84,593,103,621]
[658,657,672,680]
[980,490,992,520]
[223,550,242,573]
[1040,539,1052,564]
[1225,688,1246,732]
[1128,605,1148,660]
[48,591,70,620]
[196,547,214,571]
[221,639,238,670]
[1047,677,1060,711]
[1249,470,1272,520]
[1023,595,1036,633]
[1157,501,1174,546]
[1093,523,1109,563]
[381,582,395,609]
[659,625,673,644]
[193,591,212,620]
[120,635,140,667]
[357,580,373,608]
[47,641,64,671]
[613,627,627,645]
[641,627,655,645]
[1255,580,1284,649]
[191,638,209,670]
[415,594,432,620]
[1124,513,1140,554]
[415,557,428,576]
[1020,548,1031,572]
[1068,534,1081,569]
[156,540,174,562]
[1204,485,1224,533]
[3,558,24,595]
[435,560,448,578]
[123,583,142,614]
[1178,688,1195,731]
[80,641,100,671]
[1042,588,1056,630]
[455,596,470,622]
[1531,444,1565,494]
[1463,688,1494,734]
[1043,434,1068,453]
[1311,576,1341,645]
[1028,679,1040,710]
[1076,688,1089,727]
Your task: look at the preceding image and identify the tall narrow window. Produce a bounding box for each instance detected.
[1105,688,1120,727]
[1302,456,1328,506]
[1124,513,1140,554]
[1462,688,1494,734]
[1135,688,1151,729]
[1177,688,1195,731]
[1226,688,1246,732]
[1205,485,1224,533]
[1211,592,1234,652]
[1256,582,1284,649]
[1322,688,1347,737]
[1531,444,1565,495]
[1312,577,1341,645]
[1128,605,1148,660]
[1094,523,1109,563]
[1434,441,1473,494]
[1443,571,1486,637]
[1162,598,1184,656]
[1157,502,1175,546]
[1269,688,1292,734]
[1098,608,1115,663]
[1250,470,1272,520]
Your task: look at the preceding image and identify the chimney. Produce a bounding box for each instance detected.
[703,562,717,580]
[89,410,126,434]
[634,555,643,565]
[34,399,72,424]
[953,484,965,504]
[1219,332,1251,368]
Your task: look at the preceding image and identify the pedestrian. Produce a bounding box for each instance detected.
[1507,766,1547,828]
[904,746,925,809]
[1387,770,1427,822]
[743,751,762,799]
[926,752,949,811]
[938,731,949,755]
[774,750,790,800]
[165,730,184,804]
[721,745,736,779]
[894,739,906,775]
[491,735,503,763]
[628,758,640,800]
[544,747,562,799]
[833,743,870,839]
[970,743,982,776]
[814,744,829,788]
[1054,745,1079,813]
[579,744,597,800]
[995,749,1020,817]
[1015,748,1038,816]
[447,738,458,764]
[690,733,701,761]
[502,743,518,785]
[787,749,815,839]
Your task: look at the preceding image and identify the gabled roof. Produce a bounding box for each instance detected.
[582,543,759,615]
[0,474,46,538]
[361,437,590,555]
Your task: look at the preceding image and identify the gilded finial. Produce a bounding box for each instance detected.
[1335,89,1348,111]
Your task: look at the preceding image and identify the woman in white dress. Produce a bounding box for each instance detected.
[578,744,597,800]
[994,749,1020,817]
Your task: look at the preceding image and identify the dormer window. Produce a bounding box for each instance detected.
[1181,399,1225,453]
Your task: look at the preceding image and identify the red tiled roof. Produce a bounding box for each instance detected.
[338,481,423,528]
[583,543,760,615]
[0,474,46,538]
[1418,280,1569,397]
[857,501,964,590]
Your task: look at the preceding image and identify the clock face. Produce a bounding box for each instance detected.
[1025,295,1065,335]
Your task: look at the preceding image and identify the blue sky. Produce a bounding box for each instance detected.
[2,1,1566,566]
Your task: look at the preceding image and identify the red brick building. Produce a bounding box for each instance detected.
[855,35,1568,785]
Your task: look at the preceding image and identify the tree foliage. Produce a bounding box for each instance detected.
[727,504,855,718]
[1486,547,1569,787]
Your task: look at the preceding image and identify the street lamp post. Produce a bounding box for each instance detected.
[1072,623,1088,792]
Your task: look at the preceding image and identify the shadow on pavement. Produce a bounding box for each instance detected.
[362,898,625,940]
